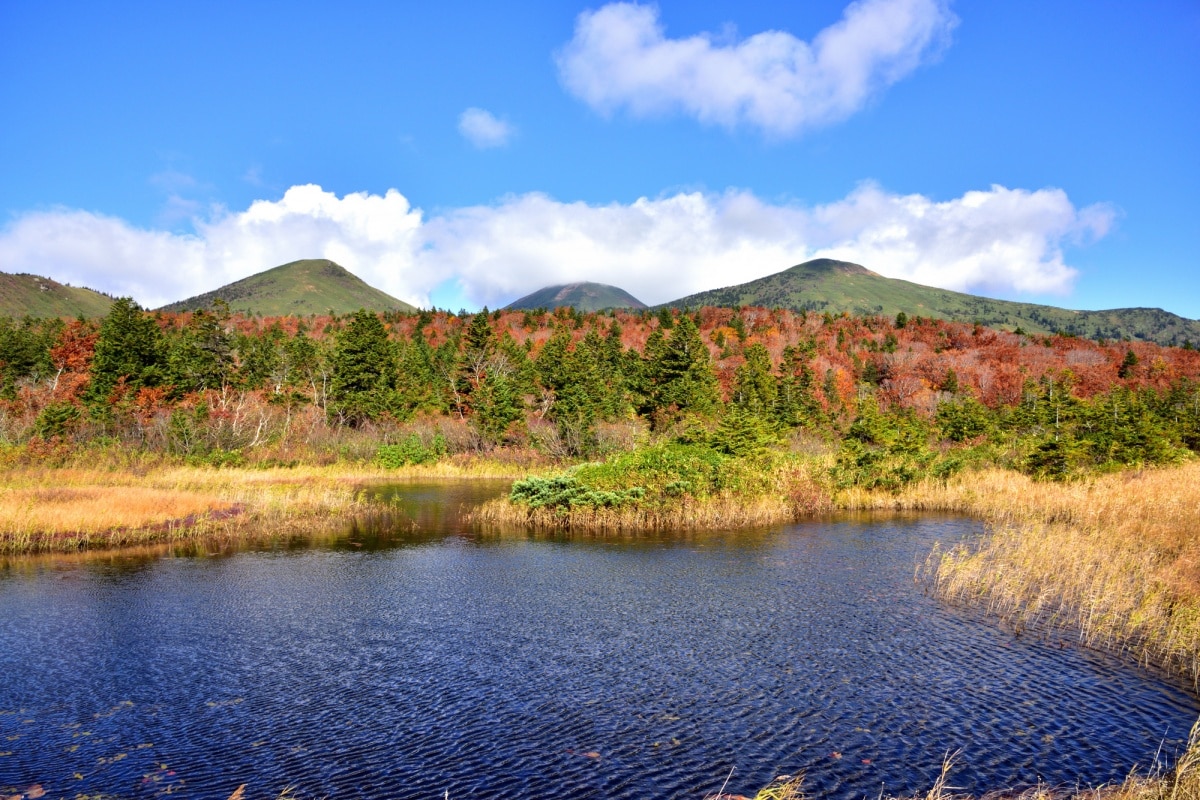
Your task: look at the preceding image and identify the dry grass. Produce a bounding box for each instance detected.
[469,491,806,533]
[728,719,1200,800]
[0,459,526,554]
[840,462,1200,685]
[468,458,834,534]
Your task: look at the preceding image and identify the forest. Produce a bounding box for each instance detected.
[2,298,1199,491]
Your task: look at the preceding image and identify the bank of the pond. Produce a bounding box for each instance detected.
[739,721,1200,800]
[123,719,1200,800]
[0,458,530,554]
[841,462,1200,689]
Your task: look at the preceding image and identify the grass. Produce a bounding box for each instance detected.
[468,443,833,532]
[838,462,1200,686]
[728,718,1200,800]
[0,457,531,554]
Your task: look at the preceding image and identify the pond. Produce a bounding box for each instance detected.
[1,481,1196,799]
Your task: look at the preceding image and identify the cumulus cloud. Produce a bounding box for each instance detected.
[458,108,516,148]
[0,185,426,308]
[556,0,957,136]
[0,182,1112,310]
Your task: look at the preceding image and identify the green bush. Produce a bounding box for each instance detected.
[509,473,645,509]
[376,434,447,468]
[510,441,786,511]
[33,402,80,440]
[185,449,246,469]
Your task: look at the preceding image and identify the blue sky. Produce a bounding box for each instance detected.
[1,0,1197,318]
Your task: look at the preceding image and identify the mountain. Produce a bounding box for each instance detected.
[504,282,648,312]
[666,259,1200,347]
[0,272,115,318]
[159,259,418,316]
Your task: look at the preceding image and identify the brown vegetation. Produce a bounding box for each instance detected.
[729,719,1200,800]
[0,459,529,553]
[841,462,1200,685]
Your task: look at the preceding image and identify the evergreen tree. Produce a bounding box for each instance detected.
[394,335,441,416]
[455,309,497,415]
[497,331,537,400]
[86,298,164,406]
[1118,348,1139,379]
[0,317,60,398]
[731,343,776,417]
[471,363,525,445]
[642,313,720,421]
[329,309,397,425]
[774,344,821,428]
[551,333,609,456]
[237,324,284,391]
[165,304,234,394]
[535,326,573,396]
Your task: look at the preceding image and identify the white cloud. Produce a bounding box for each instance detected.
[458,108,516,149]
[556,0,957,136]
[0,182,1112,310]
[422,183,1111,306]
[0,185,427,308]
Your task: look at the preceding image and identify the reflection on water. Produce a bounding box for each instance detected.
[0,481,1195,799]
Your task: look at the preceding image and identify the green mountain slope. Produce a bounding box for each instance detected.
[667,259,1200,346]
[159,259,418,316]
[0,272,114,318]
[504,282,648,312]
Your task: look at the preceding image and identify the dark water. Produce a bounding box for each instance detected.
[0,481,1196,800]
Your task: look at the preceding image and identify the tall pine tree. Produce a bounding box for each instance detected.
[329,309,397,425]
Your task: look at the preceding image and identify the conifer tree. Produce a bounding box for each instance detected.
[329,309,397,425]
[166,304,234,394]
[642,313,720,421]
[86,298,164,407]
[0,317,60,398]
[455,309,497,415]
[731,343,776,417]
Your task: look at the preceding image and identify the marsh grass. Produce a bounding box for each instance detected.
[840,462,1200,686]
[469,491,804,532]
[0,459,529,554]
[469,446,834,533]
[731,719,1200,800]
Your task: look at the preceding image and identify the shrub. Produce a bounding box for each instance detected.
[509,473,645,509]
[376,433,447,468]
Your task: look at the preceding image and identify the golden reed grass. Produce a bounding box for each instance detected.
[727,719,1200,800]
[0,459,527,554]
[841,462,1200,686]
[467,463,833,534]
[469,492,800,532]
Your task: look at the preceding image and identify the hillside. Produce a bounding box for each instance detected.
[159,259,417,316]
[505,282,648,312]
[667,259,1200,347]
[0,272,114,319]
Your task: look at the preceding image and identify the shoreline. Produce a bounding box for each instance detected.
[0,459,530,555]
[4,458,1200,799]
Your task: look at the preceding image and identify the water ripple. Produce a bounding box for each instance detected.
[0,486,1195,799]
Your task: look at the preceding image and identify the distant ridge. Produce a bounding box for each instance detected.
[505,282,648,312]
[666,259,1200,347]
[0,272,114,319]
[159,259,417,316]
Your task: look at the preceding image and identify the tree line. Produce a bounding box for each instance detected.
[2,299,1199,480]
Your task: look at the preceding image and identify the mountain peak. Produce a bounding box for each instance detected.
[159,259,417,316]
[505,281,648,312]
[787,258,876,277]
